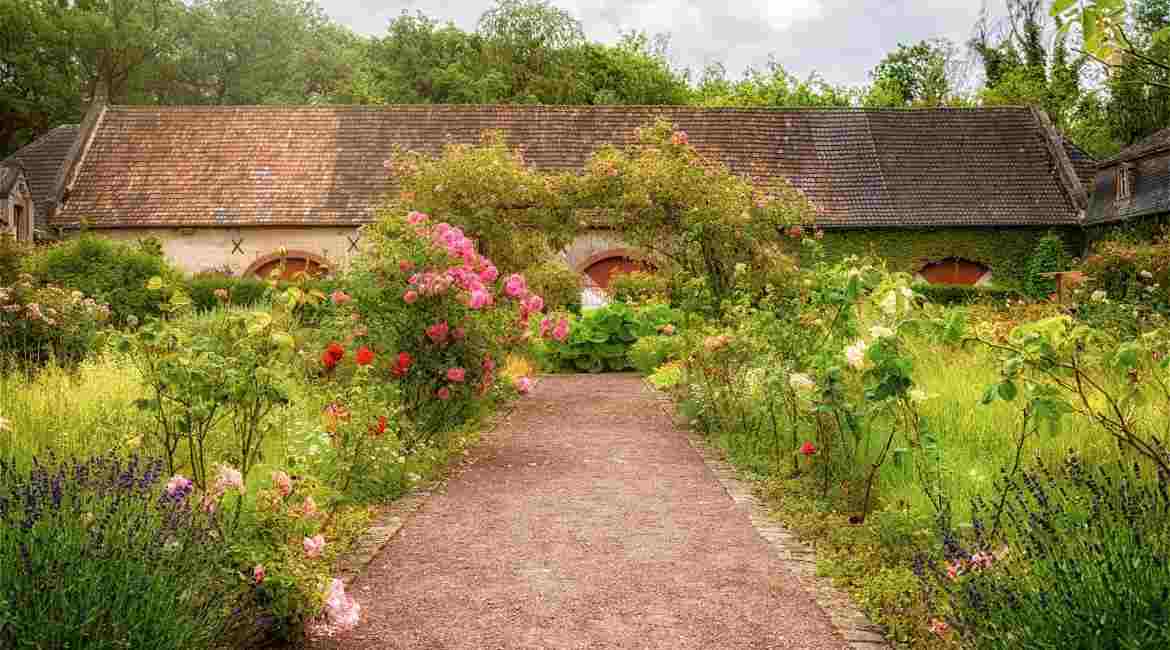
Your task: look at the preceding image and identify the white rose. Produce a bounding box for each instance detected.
[1140,270,1154,280]
[900,287,914,299]
[870,325,895,339]
[880,291,899,316]
[788,373,816,392]
[845,340,868,369]
[1091,290,1107,302]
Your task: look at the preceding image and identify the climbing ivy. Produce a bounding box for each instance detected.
[800,227,1082,289]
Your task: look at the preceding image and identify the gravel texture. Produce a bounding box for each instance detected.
[312,374,847,650]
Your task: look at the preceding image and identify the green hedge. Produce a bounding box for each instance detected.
[914,283,1020,305]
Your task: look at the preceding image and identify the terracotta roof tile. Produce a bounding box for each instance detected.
[52,105,1081,229]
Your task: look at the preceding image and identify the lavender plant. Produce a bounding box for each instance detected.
[918,458,1170,648]
[0,453,242,649]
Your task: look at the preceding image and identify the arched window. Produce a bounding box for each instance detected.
[918,258,991,286]
[579,248,654,290]
[244,250,330,280]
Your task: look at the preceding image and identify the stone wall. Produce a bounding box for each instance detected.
[95,226,363,275]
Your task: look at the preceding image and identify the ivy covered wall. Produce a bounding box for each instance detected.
[809,227,1085,288]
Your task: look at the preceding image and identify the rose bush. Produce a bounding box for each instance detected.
[0,275,111,368]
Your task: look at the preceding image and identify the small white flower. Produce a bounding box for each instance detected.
[880,291,899,316]
[788,373,816,392]
[909,388,932,403]
[870,325,895,339]
[845,340,868,369]
[1139,270,1154,280]
[900,287,914,299]
[1091,290,1107,302]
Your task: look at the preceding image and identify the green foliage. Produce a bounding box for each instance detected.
[1024,232,1071,299]
[23,235,181,324]
[0,235,30,285]
[627,333,685,375]
[521,259,580,311]
[865,38,963,107]
[610,270,671,305]
[542,302,679,373]
[914,283,1019,306]
[692,60,854,107]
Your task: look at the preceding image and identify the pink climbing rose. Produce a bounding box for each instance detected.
[540,317,553,338]
[403,290,418,304]
[468,289,491,309]
[406,211,428,226]
[253,564,266,584]
[436,386,452,400]
[552,318,570,342]
[303,534,326,559]
[522,293,544,315]
[271,471,292,498]
[330,290,352,306]
[479,265,499,283]
[446,367,466,383]
[515,376,533,394]
[324,578,361,630]
[426,321,450,344]
[503,273,528,298]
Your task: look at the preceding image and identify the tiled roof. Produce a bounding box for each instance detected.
[4,125,80,225]
[1100,126,1170,166]
[53,105,1083,229]
[1062,138,1097,194]
[1086,147,1170,225]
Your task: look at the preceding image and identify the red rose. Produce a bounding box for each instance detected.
[370,415,388,436]
[355,346,375,366]
[326,342,345,361]
[322,351,338,369]
[800,441,817,456]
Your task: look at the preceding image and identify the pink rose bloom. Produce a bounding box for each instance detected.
[436,386,452,400]
[399,260,414,273]
[408,274,420,285]
[929,619,950,638]
[271,471,292,498]
[214,464,244,495]
[324,578,361,630]
[540,317,553,338]
[330,290,352,306]
[671,130,689,146]
[403,290,419,304]
[522,293,544,314]
[503,274,528,298]
[426,321,449,344]
[406,211,428,226]
[165,475,192,497]
[468,288,492,310]
[446,367,466,382]
[300,496,319,518]
[479,265,499,283]
[451,327,466,340]
[303,534,326,559]
[552,318,570,342]
[482,357,496,371]
[253,564,266,584]
[382,159,393,170]
[515,376,533,394]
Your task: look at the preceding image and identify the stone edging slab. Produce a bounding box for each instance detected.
[646,385,891,650]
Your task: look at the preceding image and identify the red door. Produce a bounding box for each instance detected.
[584,257,649,290]
[919,259,989,285]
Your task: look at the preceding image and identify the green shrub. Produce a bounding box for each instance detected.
[628,333,685,374]
[914,283,1019,306]
[0,234,30,286]
[522,259,581,311]
[0,453,242,649]
[0,278,111,367]
[187,276,274,311]
[23,235,181,324]
[1024,232,1071,299]
[611,270,671,304]
[542,302,679,372]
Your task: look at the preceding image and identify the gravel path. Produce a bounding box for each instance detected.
[313,374,846,650]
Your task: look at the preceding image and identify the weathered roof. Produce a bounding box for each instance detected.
[1086,144,1170,225]
[1100,126,1170,166]
[4,125,80,223]
[1062,138,1097,193]
[0,161,23,197]
[53,105,1084,230]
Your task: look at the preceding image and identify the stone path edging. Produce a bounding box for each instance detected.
[644,383,891,650]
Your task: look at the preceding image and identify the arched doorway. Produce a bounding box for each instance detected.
[244,250,330,281]
[580,248,654,291]
[918,258,991,286]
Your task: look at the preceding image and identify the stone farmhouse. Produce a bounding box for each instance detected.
[5,103,1102,288]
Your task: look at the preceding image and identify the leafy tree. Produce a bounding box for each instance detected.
[476,0,587,103]
[865,38,968,107]
[578,32,690,105]
[692,59,853,107]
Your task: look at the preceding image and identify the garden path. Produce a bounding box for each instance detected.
[313,374,847,650]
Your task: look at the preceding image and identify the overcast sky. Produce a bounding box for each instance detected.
[322,0,997,88]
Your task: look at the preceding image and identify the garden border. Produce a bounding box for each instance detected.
[643,381,891,650]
